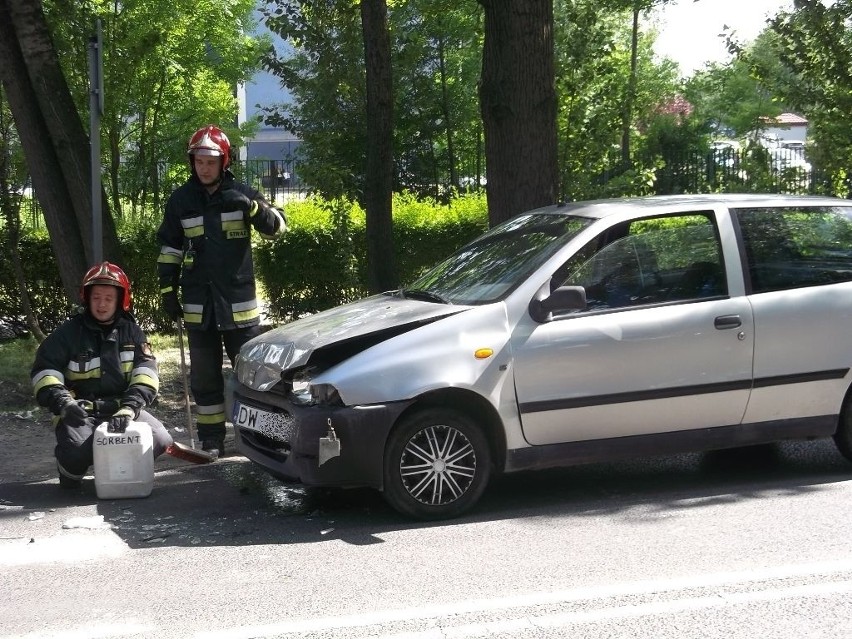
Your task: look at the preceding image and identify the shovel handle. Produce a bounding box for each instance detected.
[176,321,198,449]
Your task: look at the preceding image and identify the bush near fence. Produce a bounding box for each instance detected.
[0,229,73,336]
[0,192,489,337]
[255,192,488,323]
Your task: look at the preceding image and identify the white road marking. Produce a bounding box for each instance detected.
[0,531,126,566]
[196,558,852,639]
[430,581,852,639]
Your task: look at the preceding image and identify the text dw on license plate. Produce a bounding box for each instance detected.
[233,402,294,441]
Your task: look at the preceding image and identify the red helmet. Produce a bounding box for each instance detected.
[80,262,133,312]
[187,125,231,170]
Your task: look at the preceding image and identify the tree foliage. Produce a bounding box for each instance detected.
[769,0,852,192]
[0,86,47,341]
[685,31,787,141]
[42,0,268,216]
[260,0,484,202]
[391,0,483,196]
[261,0,688,212]
[261,0,366,198]
[555,0,680,200]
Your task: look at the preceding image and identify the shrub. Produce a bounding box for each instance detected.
[0,228,69,336]
[116,217,169,332]
[255,192,488,323]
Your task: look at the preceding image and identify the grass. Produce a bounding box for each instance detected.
[149,332,179,355]
[0,337,39,411]
[0,337,38,387]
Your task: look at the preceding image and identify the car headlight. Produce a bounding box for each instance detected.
[235,342,343,405]
[290,378,342,407]
[235,342,294,391]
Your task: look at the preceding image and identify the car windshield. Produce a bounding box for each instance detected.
[401,212,593,305]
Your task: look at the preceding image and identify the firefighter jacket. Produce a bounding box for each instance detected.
[156,171,287,331]
[31,311,159,417]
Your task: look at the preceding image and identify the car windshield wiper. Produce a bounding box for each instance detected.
[399,288,450,304]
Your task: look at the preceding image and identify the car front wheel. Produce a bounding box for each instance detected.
[383,408,491,520]
[834,393,852,462]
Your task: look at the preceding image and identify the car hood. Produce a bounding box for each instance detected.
[238,293,468,390]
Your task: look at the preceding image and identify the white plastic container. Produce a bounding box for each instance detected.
[93,421,154,499]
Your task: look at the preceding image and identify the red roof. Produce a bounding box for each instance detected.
[762,112,808,125]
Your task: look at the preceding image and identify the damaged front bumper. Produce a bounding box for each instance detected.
[232,384,411,490]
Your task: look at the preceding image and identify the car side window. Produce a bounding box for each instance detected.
[556,212,726,311]
[735,206,852,294]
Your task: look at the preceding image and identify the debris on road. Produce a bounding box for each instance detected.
[62,515,111,530]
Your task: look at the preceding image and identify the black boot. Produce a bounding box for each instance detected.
[57,463,82,489]
[201,438,225,459]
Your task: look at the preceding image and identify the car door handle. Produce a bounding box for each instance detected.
[714,314,741,329]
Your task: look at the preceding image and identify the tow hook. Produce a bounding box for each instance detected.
[318,418,341,465]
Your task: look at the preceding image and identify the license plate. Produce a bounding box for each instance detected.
[232,401,295,442]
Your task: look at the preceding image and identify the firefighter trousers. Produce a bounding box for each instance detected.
[187,324,262,441]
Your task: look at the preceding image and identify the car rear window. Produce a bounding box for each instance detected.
[734,206,852,294]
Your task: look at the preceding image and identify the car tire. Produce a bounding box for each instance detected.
[833,395,852,462]
[382,407,491,520]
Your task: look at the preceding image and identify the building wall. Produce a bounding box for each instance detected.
[761,113,809,147]
[238,9,301,164]
[765,124,807,145]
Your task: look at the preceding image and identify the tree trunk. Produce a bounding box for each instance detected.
[361,0,396,292]
[620,5,640,168]
[437,35,459,188]
[4,0,121,276]
[0,0,86,302]
[478,0,558,227]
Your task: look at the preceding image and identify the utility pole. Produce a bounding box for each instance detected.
[88,19,104,264]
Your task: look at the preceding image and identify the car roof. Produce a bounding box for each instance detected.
[523,193,850,221]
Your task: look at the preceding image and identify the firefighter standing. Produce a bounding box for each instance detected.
[157,125,286,457]
[31,262,173,488]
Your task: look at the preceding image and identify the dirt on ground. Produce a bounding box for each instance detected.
[0,347,223,483]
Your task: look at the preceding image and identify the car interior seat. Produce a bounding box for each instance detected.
[673,260,724,299]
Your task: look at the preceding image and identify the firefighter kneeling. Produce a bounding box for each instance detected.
[31,262,173,489]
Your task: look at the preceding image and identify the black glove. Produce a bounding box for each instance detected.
[162,290,181,321]
[220,188,256,216]
[107,407,134,434]
[60,400,91,429]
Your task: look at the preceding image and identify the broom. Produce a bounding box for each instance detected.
[164,321,217,464]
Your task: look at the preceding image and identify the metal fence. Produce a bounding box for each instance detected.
[628,147,839,198]
[10,149,847,228]
[234,159,308,206]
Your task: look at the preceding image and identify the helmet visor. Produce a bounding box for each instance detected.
[191,148,223,157]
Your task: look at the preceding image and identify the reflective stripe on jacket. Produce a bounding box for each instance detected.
[30,312,159,416]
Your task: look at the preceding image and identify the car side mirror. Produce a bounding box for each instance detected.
[529,285,587,322]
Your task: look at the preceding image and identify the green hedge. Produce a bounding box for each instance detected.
[0,221,168,335]
[256,193,487,323]
[117,216,171,332]
[0,228,72,335]
[0,192,488,335]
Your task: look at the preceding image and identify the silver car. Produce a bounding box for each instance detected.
[230,193,852,520]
